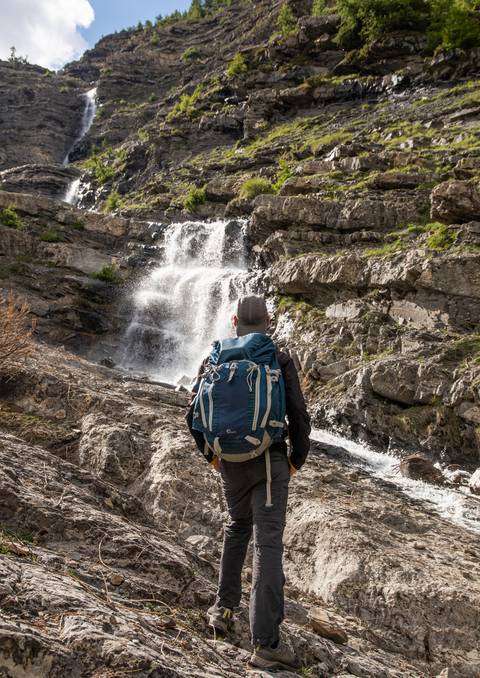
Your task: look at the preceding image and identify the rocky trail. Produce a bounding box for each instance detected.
[1,345,479,677]
[1,0,480,675]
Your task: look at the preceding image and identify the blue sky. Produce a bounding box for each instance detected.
[0,0,192,70]
[81,1,192,46]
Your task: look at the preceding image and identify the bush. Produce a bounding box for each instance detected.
[0,205,23,229]
[239,178,276,200]
[277,2,297,36]
[182,46,202,62]
[428,0,480,50]
[334,0,480,50]
[226,52,248,77]
[84,152,116,185]
[40,228,64,243]
[311,0,326,16]
[91,265,121,284]
[183,186,207,212]
[426,222,458,250]
[0,293,35,370]
[335,0,430,48]
[104,191,124,213]
[167,84,204,121]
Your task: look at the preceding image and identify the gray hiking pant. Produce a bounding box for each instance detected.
[216,446,290,647]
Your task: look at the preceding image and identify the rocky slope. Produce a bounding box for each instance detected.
[1,0,480,675]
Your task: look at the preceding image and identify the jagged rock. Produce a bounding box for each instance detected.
[250,194,421,244]
[205,175,246,203]
[431,180,480,224]
[0,163,80,199]
[309,607,348,644]
[372,171,427,190]
[453,157,480,179]
[399,454,444,483]
[297,14,341,40]
[469,469,480,495]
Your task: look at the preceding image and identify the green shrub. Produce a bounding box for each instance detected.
[333,0,480,51]
[226,52,248,77]
[91,265,121,284]
[239,178,275,200]
[167,84,204,121]
[0,205,23,229]
[182,46,202,62]
[428,0,480,50]
[183,186,207,212]
[149,93,157,102]
[426,222,458,250]
[277,2,297,35]
[150,34,160,45]
[40,228,64,243]
[273,159,293,192]
[335,0,430,48]
[84,152,116,185]
[311,0,326,16]
[104,191,124,213]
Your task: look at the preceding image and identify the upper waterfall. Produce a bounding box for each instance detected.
[121,219,248,383]
[63,87,98,167]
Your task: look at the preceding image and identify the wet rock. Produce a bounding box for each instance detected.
[399,454,444,484]
[431,180,480,224]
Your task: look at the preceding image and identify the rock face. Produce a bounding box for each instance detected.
[0,345,479,677]
[0,61,84,169]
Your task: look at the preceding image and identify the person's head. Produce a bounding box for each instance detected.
[232,295,270,336]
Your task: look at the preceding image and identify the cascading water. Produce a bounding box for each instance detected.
[63,87,98,205]
[311,428,480,534]
[121,219,248,383]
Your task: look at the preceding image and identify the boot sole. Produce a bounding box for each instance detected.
[207,618,232,636]
[248,656,300,673]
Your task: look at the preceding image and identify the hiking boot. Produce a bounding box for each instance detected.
[207,604,234,634]
[249,640,301,672]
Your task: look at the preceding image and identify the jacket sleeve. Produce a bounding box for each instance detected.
[279,352,311,470]
[185,358,214,463]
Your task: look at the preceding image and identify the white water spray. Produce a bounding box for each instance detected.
[311,427,480,535]
[63,87,98,205]
[122,219,248,382]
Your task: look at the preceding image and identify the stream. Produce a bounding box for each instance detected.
[311,427,480,535]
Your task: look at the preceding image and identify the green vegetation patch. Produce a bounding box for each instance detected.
[91,264,121,284]
[239,178,275,200]
[183,185,207,212]
[334,0,480,52]
[0,205,23,229]
[426,222,459,250]
[39,228,64,243]
[226,52,248,78]
[104,191,125,213]
[167,84,204,122]
[182,46,202,63]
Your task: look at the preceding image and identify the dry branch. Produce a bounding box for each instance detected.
[0,292,35,370]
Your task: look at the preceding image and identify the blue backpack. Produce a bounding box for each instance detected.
[192,333,287,463]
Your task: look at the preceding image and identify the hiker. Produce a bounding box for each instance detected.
[186,295,311,671]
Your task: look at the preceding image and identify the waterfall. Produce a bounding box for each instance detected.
[62,87,98,205]
[121,219,248,383]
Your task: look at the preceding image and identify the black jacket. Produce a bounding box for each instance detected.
[185,348,311,470]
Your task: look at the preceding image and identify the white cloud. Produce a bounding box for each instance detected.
[0,0,95,70]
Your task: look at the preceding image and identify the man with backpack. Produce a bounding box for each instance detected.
[186,295,310,672]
